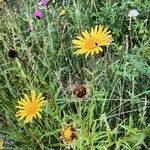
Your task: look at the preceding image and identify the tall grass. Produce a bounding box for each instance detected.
[0,0,150,149]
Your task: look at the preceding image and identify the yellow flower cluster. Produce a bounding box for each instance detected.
[14,24,111,145]
[15,25,111,123]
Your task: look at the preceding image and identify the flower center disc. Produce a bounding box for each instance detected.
[64,127,72,140]
[26,102,38,115]
[84,38,98,50]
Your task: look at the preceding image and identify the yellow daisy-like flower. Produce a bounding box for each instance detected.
[72,25,112,57]
[60,124,76,143]
[0,140,4,150]
[15,90,46,124]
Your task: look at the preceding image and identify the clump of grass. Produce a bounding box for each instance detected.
[0,0,150,149]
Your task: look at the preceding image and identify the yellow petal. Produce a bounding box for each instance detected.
[95,48,100,54]
[36,112,42,118]
[76,36,86,42]
[15,105,25,109]
[101,27,108,35]
[24,94,31,102]
[82,30,90,39]
[91,49,95,55]
[98,47,103,52]
[36,93,43,101]
[90,27,94,36]
[72,39,84,46]
[25,115,32,124]
[18,99,27,106]
[31,90,36,102]
[94,25,98,34]
[103,31,111,37]
[74,49,87,55]
[85,51,91,58]
[18,114,27,121]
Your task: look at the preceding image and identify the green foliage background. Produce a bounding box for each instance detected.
[0,0,150,149]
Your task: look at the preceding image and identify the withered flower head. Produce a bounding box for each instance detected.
[73,85,86,98]
[8,49,18,58]
[60,124,76,143]
[0,0,7,5]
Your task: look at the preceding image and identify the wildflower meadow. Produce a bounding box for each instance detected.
[0,0,150,149]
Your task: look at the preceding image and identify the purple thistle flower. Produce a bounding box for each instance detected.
[41,0,47,6]
[27,25,33,32]
[34,9,43,19]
